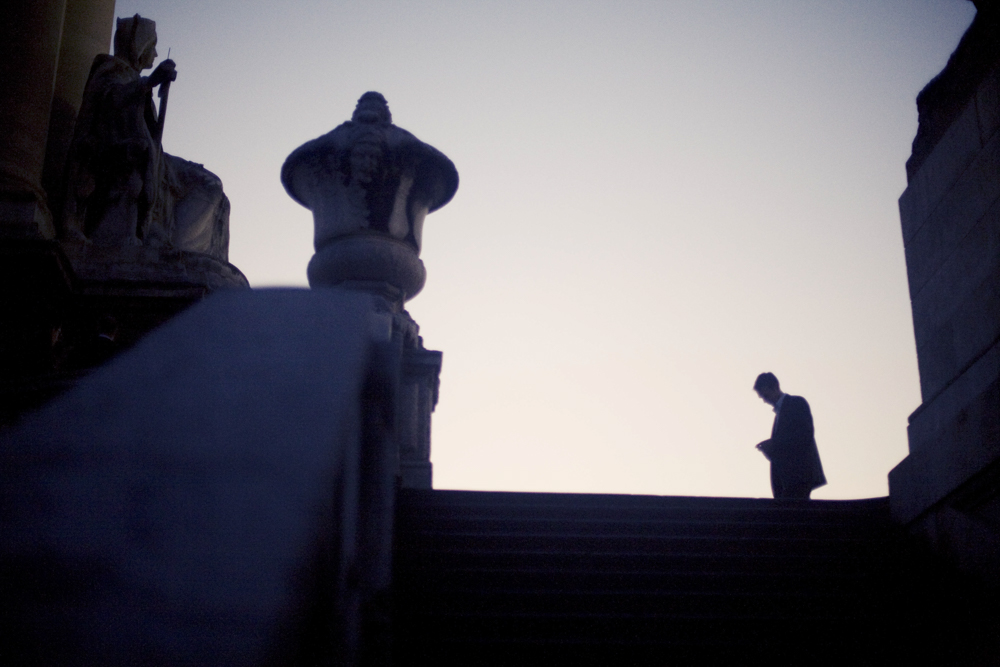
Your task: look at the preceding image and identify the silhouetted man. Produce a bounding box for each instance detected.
[753,373,826,499]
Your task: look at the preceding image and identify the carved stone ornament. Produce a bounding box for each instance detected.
[60,14,246,289]
[281,92,458,301]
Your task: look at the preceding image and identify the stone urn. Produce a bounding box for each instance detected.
[281,92,458,301]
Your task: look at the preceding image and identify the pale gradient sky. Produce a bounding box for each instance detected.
[114,0,976,499]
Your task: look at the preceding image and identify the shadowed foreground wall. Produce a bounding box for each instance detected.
[0,288,397,665]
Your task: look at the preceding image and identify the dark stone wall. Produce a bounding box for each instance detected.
[890,1,1000,588]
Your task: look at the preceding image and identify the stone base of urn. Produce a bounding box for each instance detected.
[308,234,426,301]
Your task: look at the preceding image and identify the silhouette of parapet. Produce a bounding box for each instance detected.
[281,91,458,303]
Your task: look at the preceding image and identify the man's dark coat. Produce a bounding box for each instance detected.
[765,394,826,498]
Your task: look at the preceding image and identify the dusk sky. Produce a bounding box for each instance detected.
[114,0,976,499]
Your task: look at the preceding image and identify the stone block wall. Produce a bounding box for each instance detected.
[899,69,1000,404]
[889,9,1000,583]
[891,61,1000,523]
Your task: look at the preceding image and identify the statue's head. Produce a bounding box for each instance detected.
[351,92,392,125]
[114,14,157,71]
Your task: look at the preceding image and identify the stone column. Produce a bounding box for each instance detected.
[0,0,67,239]
[398,347,442,488]
[42,0,116,223]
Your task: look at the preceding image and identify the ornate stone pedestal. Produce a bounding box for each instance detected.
[282,92,458,489]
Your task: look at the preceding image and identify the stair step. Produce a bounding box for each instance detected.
[394,567,881,594]
[393,489,897,663]
[399,588,879,616]
[397,547,887,570]
[397,517,889,540]
[400,489,889,512]
[394,534,887,561]
[396,633,886,665]
[395,613,887,662]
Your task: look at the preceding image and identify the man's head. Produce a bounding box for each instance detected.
[753,372,782,406]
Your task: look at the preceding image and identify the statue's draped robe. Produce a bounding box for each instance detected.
[63,55,231,261]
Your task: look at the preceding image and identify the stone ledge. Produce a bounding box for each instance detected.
[63,240,250,291]
[890,339,1000,523]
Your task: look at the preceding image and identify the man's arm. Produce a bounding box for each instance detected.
[755,439,774,460]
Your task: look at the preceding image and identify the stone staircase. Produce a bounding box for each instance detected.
[392,489,966,665]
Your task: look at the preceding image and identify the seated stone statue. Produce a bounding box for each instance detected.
[62,14,231,262]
